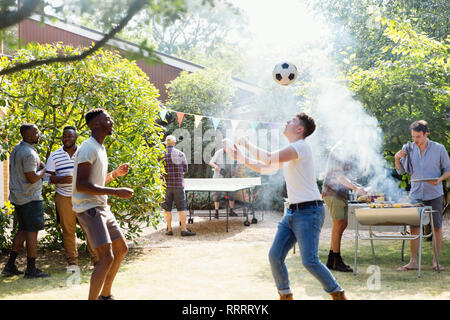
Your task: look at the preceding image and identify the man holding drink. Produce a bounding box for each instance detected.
[46,126,98,272]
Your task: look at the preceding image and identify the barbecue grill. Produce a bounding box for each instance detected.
[353,205,440,278]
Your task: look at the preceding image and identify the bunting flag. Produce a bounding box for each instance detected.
[160,108,168,120]
[212,117,221,130]
[250,121,259,131]
[159,108,285,129]
[176,112,185,126]
[230,119,240,131]
[194,115,203,128]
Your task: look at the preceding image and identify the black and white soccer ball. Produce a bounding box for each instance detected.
[272,62,298,86]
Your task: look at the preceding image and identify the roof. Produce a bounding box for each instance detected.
[28,14,260,95]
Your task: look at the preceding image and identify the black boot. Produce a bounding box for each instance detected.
[332,252,353,272]
[229,208,238,217]
[326,250,334,269]
[2,251,23,277]
[24,257,50,279]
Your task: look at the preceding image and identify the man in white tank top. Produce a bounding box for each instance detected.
[225,112,347,300]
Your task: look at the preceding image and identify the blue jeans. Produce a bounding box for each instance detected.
[268,204,342,294]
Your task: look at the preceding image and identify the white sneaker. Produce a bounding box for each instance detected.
[67,264,80,273]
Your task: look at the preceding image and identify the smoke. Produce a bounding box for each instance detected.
[227,0,408,203]
[305,53,408,202]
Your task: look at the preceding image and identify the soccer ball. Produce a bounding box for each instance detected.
[272,62,298,86]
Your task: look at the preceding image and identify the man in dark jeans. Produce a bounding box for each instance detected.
[2,124,50,278]
[162,135,195,236]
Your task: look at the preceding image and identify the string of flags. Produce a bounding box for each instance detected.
[160,108,284,131]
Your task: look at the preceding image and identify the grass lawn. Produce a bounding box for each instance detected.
[1,237,449,300]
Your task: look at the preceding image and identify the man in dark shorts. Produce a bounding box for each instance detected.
[72,108,133,300]
[2,124,50,278]
[394,120,450,272]
[161,135,195,236]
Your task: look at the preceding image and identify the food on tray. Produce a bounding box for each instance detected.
[357,195,371,203]
[369,202,393,208]
[393,203,424,208]
[356,193,387,203]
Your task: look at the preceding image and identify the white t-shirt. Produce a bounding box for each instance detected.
[72,137,108,213]
[210,148,236,179]
[283,139,322,204]
[46,146,76,197]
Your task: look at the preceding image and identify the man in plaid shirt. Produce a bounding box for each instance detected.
[162,135,196,236]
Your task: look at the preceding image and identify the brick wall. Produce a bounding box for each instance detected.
[2,160,8,204]
[0,109,7,205]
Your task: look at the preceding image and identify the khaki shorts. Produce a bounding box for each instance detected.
[324,196,348,220]
[76,206,123,249]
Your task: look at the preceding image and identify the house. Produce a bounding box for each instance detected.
[19,15,259,103]
[0,14,259,206]
[0,108,8,206]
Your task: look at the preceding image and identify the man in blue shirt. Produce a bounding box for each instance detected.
[394,120,450,272]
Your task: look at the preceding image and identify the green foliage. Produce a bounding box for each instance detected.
[343,17,449,189]
[0,43,166,248]
[310,0,450,70]
[166,68,235,117]
[119,0,245,55]
[0,0,200,76]
[0,201,14,253]
[0,25,19,56]
[346,18,449,153]
[163,67,236,177]
[307,1,449,191]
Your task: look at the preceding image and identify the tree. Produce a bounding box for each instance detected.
[0,43,166,248]
[163,68,235,176]
[309,0,450,70]
[122,0,245,57]
[0,0,218,76]
[166,67,235,118]
[346,18,449,152]
[308,0,449,176]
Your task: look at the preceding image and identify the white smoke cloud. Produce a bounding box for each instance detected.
[227,0,408,202]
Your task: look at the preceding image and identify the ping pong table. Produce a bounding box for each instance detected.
[184,177,262,232]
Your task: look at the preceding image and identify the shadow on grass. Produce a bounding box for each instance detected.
[0,246,152,299]
[0,249,91,299]
[0,214,254,299]
[133,216,255,248]
[252,239,450,299]
[1,228,448,300]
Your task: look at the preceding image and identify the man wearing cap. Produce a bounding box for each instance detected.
[161,135,195,236]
